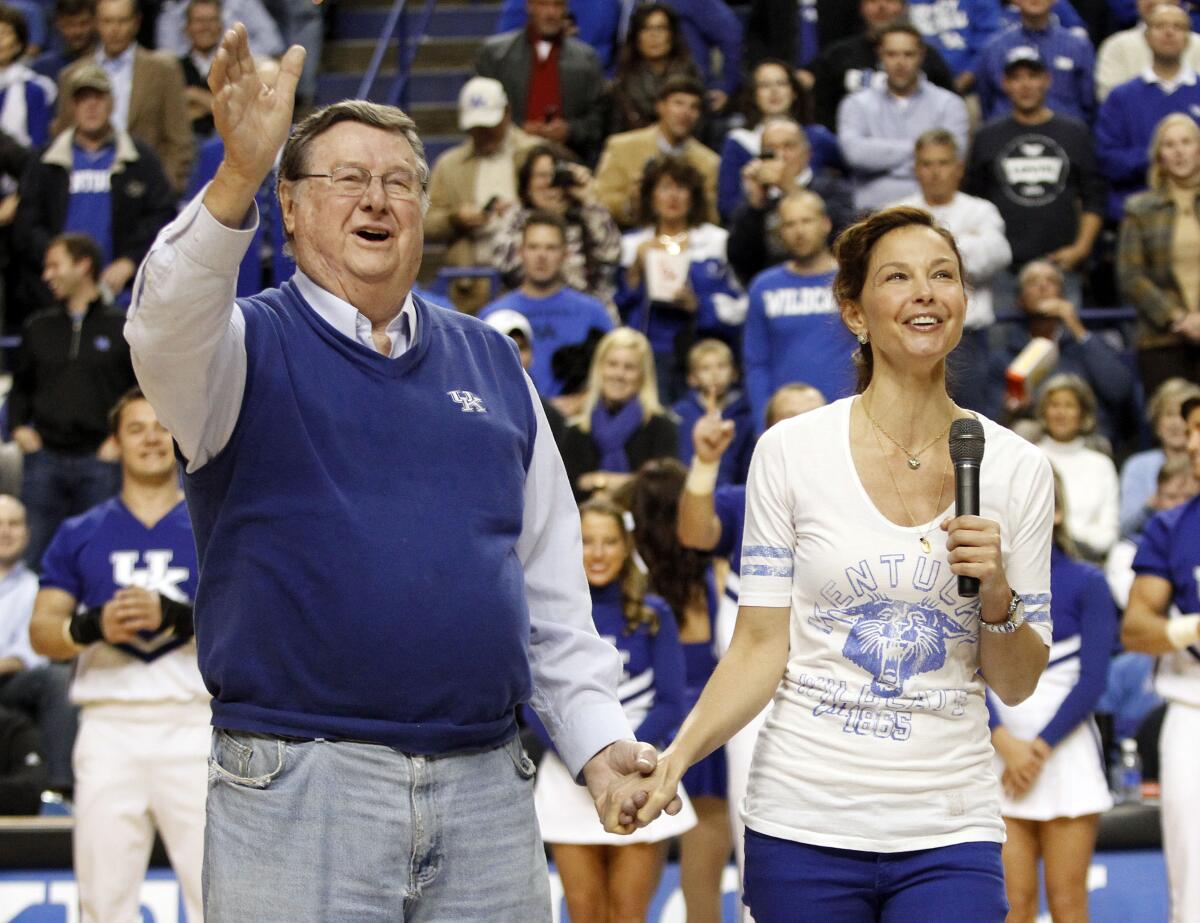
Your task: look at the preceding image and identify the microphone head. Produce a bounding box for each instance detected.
[949,417,985,465]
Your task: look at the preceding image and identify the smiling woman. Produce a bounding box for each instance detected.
[604,206,1057,923]
[560,328,679,501]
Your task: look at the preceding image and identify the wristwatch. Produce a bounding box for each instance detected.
[980,590,1026,635]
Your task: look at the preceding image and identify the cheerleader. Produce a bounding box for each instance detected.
[989,470,1117,922]
[627,458,731,923]
[1122,394,1200,923]
[528,498,696,923]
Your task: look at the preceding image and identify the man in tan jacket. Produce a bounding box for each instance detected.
[56,0,193,192]
[594,76,718,229]
[425,76,538,312]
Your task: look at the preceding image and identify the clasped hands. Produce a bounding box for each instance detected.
[585,741,684,834]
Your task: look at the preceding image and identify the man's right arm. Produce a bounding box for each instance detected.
[126,25,305,468]
[29,588,82,661]
[124,191,253,468]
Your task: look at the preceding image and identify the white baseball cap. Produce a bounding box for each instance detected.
[483,308,533,343]
[459,77,508,130]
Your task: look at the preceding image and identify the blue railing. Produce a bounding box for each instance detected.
[356,0,438,109]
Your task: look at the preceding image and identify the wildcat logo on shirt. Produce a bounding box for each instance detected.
[824,595,970,698]
[808,553,978,697]
[448,390,487,413]
[109,549,191,662]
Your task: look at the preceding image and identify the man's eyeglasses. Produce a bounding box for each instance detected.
[296,166,422,201]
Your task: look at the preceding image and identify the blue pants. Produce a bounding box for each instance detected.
[203,730,552,922]
[743,827,1008,923]
[20,449,120,569]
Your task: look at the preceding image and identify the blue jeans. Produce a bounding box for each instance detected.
[0,662,77,790]
[20,449,120,569]
[204,730,552,922]
[743,828,1007,922]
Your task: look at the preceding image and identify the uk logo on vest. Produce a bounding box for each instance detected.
[448,390,487,413]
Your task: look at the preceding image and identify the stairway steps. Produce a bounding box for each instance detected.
[333,6,500,40]
[322,37,480,71]
[315,69,471,105]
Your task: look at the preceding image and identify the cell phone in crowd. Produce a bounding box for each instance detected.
[551,165,577,188]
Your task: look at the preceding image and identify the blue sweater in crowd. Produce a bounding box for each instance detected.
[976,20,1096,124]
[479,287,613,398]
[743,264,855,428]
[183,284,540,754]
[1095,74,1200,220]
[672,387,754,485]
[908,0,1002,77]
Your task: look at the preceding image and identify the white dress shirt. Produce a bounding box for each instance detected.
[125,189,632,776]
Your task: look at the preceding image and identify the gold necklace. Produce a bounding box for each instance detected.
[657,230,688,255]
[869,422,949,553]
[861,398,954,470]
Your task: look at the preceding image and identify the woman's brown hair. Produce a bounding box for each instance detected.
[831,206,965,393]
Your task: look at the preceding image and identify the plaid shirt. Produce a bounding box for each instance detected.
[1117,187,1200,349]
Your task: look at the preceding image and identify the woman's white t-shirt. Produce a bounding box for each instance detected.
[739,397,1054,852]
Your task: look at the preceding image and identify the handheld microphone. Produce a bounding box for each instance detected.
[949,418,986,598]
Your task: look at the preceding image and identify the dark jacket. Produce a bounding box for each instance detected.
[727,171,855,287]
[475,28,607,163]
[561,411,680,500]
[9,297,137,453]
[14,128,176,276]
[809,32,956,129]
[0,705,45,815]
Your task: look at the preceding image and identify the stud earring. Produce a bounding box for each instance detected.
[856,331,869,345]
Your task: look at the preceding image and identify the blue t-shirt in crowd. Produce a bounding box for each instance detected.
[479,287,613,397]
[39,497,198,663]
[743,264,854,429]
[64,143,115,267]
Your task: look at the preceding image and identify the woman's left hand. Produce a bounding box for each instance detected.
[940,514,1011,619]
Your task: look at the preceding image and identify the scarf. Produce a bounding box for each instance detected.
[590,398,643,472]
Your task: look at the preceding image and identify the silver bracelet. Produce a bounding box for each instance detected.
[980,590,1025,635]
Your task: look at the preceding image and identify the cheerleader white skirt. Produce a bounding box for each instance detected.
[990,653,1113,822]
[533,751,698,845]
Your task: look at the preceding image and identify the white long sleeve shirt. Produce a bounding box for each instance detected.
[124,191,632,776]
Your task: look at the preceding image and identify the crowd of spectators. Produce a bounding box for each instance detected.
[0,0,1193,917]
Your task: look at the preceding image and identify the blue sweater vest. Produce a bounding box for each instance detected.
[183,283,538,753]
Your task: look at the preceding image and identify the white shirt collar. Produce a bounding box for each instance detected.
[293,270,417,359]
[96,43,135,70]
[1141,63,1198,91]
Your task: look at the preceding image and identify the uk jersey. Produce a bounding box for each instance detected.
[40,497,207,705]
[1133,496,1200,705]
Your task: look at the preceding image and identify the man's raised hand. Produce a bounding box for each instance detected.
[208,24,305,192]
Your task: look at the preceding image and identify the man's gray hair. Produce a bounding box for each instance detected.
[760,114,809,146]
[913,127,959,159]
[277,100,431,216]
